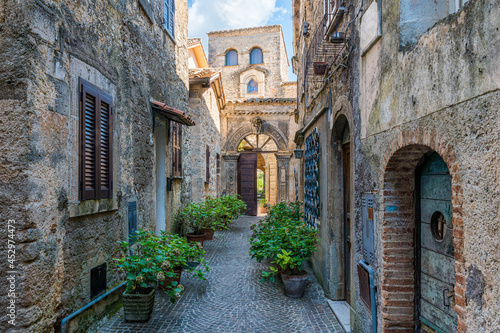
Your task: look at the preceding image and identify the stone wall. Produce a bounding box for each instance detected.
[0,0,189,331]
[208,25,289,100]
[185,83,222,203]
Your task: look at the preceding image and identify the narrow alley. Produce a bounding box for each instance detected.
[98,216,343,333]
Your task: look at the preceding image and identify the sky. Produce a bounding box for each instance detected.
[188,0,297,81]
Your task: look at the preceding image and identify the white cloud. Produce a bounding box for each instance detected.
[189,0,284,42]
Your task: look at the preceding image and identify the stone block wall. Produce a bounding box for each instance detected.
[0,0,189,331]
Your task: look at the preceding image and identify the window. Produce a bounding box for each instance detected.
[90,263,107,299]
[172,121,182,177]
[79,78,113,201]
[250,48,263,64]
[205,145,210,183]
[247,79,258,94]
[225,50,238,66]
[163,0,175,38]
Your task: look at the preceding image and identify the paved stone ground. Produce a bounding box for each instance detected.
[98,216,343,333]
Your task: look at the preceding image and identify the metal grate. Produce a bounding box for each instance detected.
[362,194,375,264]
[357,263,371,311]
[304,128,320,228]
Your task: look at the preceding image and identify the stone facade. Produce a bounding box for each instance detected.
[208,25,299,209]
[293,0,500,332]
[0,0,190,331]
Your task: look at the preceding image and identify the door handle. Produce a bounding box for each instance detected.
[443,288,455,308]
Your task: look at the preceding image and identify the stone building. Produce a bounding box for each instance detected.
[293,0,500,332]
[208,25,299,215]
[185,38,225,203]
[0,0,197,331]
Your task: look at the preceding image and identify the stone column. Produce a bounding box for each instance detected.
[223,154,239,196]
[275,153,292,203]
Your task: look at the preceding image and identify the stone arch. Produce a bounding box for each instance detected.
[225,122,288,152]
[379,129,465,332]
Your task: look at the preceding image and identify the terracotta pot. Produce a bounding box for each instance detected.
[260,207,267,213]
[159,267,183,290]
[186,233,205,246]
[313,62,328,75]
[203,228,215,240]
[122,288,155,322]
[281,272,308,298]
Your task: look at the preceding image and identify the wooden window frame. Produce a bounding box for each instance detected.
[79,78,113,201]
[250,47,263,64]
[172,121,183,178]
[225,50,238,66]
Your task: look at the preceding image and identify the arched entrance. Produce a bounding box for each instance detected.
[380,138,465,332]
[223,118,291,215]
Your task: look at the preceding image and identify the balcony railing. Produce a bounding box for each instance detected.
[305,8,347,83]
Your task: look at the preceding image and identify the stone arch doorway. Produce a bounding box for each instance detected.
[224,118,291,215]
[380,140,465,332]
[236,132,280,215]
[329,113,353,303]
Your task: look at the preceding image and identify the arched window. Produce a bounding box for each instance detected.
[225,50,238,66]
[250,48,263,64]
[247,79,258,94]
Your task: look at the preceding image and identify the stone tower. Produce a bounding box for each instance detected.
[207,25,294,100]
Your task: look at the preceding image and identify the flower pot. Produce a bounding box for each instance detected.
[159,267,183,291]
[313,62,328,75]
[281,272,308,298]
[122,288,155,322]
[186,233,206,246]
[203,228,215,240]
[260,207,267,214]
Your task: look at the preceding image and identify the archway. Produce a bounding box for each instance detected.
[380,139,464,332]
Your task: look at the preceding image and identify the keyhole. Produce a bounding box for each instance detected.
[431,211,446,241]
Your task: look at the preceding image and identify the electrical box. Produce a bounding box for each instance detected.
[361,193,375,265]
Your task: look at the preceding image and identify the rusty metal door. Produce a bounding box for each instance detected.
[418,153,456,332]
[238,153,257,216]
[343,143,351,302]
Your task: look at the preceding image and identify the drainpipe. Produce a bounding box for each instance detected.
[359,260,377,333]
[60,281,126,333]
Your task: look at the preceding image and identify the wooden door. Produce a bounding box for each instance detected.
[238,153,257,216]
[418,153,456,332]
[342,143,351,303]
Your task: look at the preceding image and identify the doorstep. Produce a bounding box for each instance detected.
[327,300,351,333]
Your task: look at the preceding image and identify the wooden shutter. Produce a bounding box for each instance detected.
[205,145,210,183]
[164,0,175,37]
[172,121,182,177]
[79,79,113,200]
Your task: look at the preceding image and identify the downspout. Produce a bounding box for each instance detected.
[60,281,126,333]
[359,260,377,333]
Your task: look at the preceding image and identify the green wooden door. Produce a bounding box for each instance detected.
[418,153,457,332]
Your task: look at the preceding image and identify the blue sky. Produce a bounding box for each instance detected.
[188,0,296,80]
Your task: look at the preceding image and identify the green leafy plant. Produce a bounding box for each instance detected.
[249,202,318,282]
[259,198,268,208]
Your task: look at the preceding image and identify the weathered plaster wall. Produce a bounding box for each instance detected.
[357,0,500,331]
[0,0,189,331]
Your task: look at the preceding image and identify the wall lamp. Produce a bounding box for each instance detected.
[294,149,304,159]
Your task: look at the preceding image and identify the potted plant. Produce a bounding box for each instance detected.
[177,203,209,245]
[156,232,210,292]
[249,202,318,298]
[259,198,268,214]
[115,230,160,322]
[313,62,328,75]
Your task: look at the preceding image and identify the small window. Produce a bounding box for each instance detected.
[163,0,175,38]
[205,145,210,183]
[225,50,238,66]
[90,263,107,299]
[172,122,183,178]
[128,201,137,244]
[250,48,263,64]
[79,78,113,201]
[247,79,258,94]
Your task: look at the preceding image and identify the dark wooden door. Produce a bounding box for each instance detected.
[342,143,351,303]
[238,153,257,216]
[418,153,456,332]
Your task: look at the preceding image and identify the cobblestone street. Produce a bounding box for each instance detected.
[98,216,342,333]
